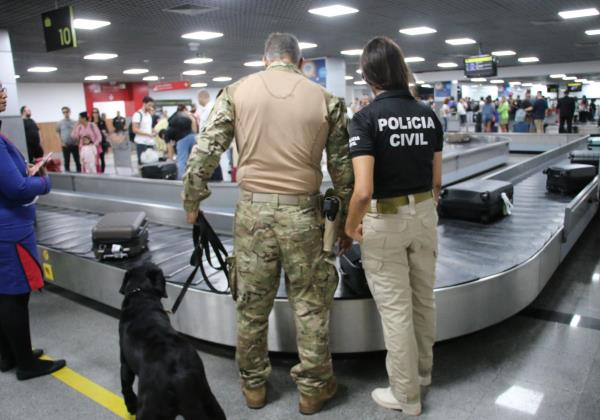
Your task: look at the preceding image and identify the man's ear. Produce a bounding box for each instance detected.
[297,57,304,71]
[119,270,132,295]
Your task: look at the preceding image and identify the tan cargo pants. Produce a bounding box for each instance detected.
[361,197,438,405]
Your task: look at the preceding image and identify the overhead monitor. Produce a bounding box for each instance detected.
[567,82,582,92]
[464,55,498,78]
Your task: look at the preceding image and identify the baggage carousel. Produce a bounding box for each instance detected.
[35,137,598,353]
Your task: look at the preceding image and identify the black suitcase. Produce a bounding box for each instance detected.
[544,164,597,195]
[339,244,371,298]
[92,212,149,260]
[439,179,514,223]
[569,150,600,167]
[141,162,177,180]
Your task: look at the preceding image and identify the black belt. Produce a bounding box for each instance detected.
[171,213,229,314]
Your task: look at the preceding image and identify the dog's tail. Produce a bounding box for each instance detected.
[176,377,226,420]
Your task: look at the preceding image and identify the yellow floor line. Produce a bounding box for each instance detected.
[40,355,134,419]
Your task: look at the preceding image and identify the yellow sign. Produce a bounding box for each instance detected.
[43,263,55,281]
[465,55,493,64]
[42,249,50,261]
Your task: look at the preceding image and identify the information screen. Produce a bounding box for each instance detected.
[567,82,583,93]
[464,55,497,78]
[41,6,77,52]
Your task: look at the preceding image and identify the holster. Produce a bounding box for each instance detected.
[226,255,238,302]
[322,191,341,254]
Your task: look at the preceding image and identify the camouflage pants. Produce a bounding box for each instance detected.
[233,197,338,395]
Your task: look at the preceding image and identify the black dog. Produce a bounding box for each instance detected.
[119,263,226,419]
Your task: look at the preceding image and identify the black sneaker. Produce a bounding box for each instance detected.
[16,358,66,381]
[0,349,44,372]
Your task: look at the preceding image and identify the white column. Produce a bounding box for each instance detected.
[325,57,346,98]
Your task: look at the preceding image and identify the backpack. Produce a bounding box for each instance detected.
[128,111,142,142]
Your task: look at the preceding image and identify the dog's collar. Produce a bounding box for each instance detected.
[125,288,161,298]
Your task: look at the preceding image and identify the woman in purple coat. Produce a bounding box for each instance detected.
[0,90,66,380]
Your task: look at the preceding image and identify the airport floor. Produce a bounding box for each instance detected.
[1,216,599,420]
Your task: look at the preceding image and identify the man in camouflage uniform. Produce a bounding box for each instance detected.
[182,32,353,414]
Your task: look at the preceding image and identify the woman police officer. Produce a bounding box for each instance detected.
[345,37,443,416]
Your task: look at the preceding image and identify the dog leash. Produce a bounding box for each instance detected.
[171,213,230,314]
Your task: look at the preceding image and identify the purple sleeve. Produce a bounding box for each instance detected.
[0,140,51,202]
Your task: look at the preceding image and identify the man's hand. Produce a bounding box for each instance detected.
[337,232,353,255]
[186,209,200,224]
[345,222,363,242]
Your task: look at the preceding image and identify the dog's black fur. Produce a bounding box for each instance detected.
[119,263,226,420]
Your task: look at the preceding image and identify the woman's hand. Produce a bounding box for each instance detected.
[345,222,363,242]
[337,232,353,255]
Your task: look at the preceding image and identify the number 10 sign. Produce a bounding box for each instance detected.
[41,6,77,52]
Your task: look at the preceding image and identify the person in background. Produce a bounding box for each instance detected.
[20,106,44,163]
[497,96,510,133]
[448,96,457,111]
[345,36,442,416]
[152,111,169,158]
[482,96,495,133]
[520,91,534,130]
[79,135,98,174]
[132,96,156,166]
[91,108,108,173]
[440,98,451,132]
[112,110,127,133]
[531,91,548,134]
[360,94,371,109]
[590,99,597,122]
[0,89,66,381]
[71,111,102,173]
[350,97,361,114]
[557,90,576,133]
[56,106,80,172]
[166,113,196,179]
[196,90,214,132]
[457,98,467,131]
[579,96,589,123]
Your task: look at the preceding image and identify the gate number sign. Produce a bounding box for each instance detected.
[41,6,77,52]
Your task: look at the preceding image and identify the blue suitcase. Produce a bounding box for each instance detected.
[513,122,530,133]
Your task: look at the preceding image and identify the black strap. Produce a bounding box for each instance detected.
[171,213,229,314]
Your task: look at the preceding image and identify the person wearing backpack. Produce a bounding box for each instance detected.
[131,97,156,166]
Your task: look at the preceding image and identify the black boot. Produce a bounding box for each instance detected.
[0,348,44,372]
[17,358,66,381]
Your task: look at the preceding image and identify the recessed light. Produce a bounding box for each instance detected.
[471,77,487,82]
[308,4,359,18]
[518,57,539,63]
[143,76,159,81]
[509,81,522,86]
[345,75,353,80]
[492,50,516,56]
[354,80,367,85]
[585,29,600,36]
[73,18,111,30]
[182,70,206,76]
[421,84,432,88]
[405,56,425,63]
[184,57,214,65]
[15,75,20,79]
[490,79,504,84]
[445,38,476,46]
[399,26,437,36]
[84,53,118,60]
[550,74,566,79]
[575,79,588,83]
[356,69,363,74]
[341,49,362,56]
[244,61,264,67]
[563,76,577,80]
[415,80,425,85]
[181,31,223,40]
[191,82,208,88]
[522,83,533,87]
[123,68,149,74]
[27,66,57,73]
[438,62,458,68]
[452,80,458,84]
[559,8,599,20]
[213,76,232,82]
[84,75,107,81]
[299,42,317,49]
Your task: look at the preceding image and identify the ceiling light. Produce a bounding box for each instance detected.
[409,83,415,87]
[213,76,232,82]
[405,56,425,63]
[415,80,425,85]
[522,83,533,87]
[14,75,20,79]
[345,76,353,80]
[184,57,213,65]
[585,29,600,35]
[181,31,224,40]
[299,42,317,49]
[445,38,476,46]
[471,77,487,82]
[341,49,362,56]
[84,53,118,60]
[559,8,599,19]
[123,68,149,74]
[490,79,504,84]
[73,18,111,30]
[518,57,539,63]
[356,69,363,74]
[492,50,516,56]
[399,26,437,36]
[191,82,208,88]
[27,66,57,73]
[244,61,264,67]
[575,79,588,83]
[182,70,206,76]
[308,4,359,17]
[84,75,107,81]
[509,81,522,86]
[143,76,159,81]
[354,80,367,85]
[550,74,566,79]
[438,62,458,68]
[421,84,432,88]
[452,80,458,84]
[563,76,577,80]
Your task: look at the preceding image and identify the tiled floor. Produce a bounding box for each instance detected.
[1,215,599,419]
